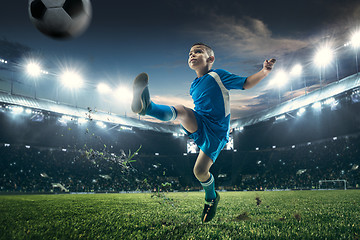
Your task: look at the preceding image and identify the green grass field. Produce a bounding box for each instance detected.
[0,190,359,239]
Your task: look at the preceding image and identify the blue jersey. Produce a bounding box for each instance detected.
[190,69,247,135]
[186,69,247,161]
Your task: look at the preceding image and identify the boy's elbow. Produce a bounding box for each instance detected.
[243,80,250,89]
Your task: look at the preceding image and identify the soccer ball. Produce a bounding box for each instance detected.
[28,0,92,39]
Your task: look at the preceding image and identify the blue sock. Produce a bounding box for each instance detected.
[146,102,177,121]
[200,173,216,202]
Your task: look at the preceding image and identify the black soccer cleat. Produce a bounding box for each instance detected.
[131,72,151,116]
[201,191,220,223]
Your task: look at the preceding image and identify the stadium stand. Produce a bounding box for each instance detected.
[0,72,360,193]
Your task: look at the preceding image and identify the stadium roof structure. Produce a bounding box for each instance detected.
[230,73,360,129]
[0,91,180,134]
[1,73,359,133]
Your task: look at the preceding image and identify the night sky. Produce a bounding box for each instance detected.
[0,0,360,120]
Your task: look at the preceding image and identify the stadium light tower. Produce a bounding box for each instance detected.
[59,70,84,107]
[314,47,334,67]
[26,61,46,99]
[270,70,289,102]
[26,62,42,77]
[290,64,307,94]
[97,83,111,94]
[115,86,131,102]
[351,31,360,73]
[314,46,334,87]
[290,64,303,95]
[115,86,132,116]
[60,70,84,89]
[352,31,360,47]
[274,70,289,88]
[290,64,302,76]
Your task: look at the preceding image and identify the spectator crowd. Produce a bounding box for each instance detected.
[1,133,359,193]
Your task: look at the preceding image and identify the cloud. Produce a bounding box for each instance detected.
[229,92,270,118]
[0,38,31,61]
[205,15,309,59]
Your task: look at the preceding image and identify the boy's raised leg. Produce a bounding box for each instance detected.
[131,73,177,121]
[131,72,150,115]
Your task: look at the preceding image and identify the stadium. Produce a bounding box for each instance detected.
[1,45,360,193]
[1,1,360,239]
[1,40,360,239]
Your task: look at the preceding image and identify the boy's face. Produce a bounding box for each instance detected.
[188,45,214,71]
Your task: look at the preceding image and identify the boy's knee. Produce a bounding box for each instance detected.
[193,165,209,181]
[174,105,186,116]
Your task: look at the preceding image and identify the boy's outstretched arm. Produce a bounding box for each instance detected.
[243,59,276,89]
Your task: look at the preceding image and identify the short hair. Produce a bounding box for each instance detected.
[192,42,214,57]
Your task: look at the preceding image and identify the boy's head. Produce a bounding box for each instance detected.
[192,43,214,57]
[188,43,215,72]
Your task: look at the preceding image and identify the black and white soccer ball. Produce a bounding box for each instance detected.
[28,0,92,39]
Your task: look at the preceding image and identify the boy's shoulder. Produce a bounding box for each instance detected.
[213,69,232,76]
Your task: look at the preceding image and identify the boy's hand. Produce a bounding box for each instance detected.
[263,59,276,73]
[244,58,276,89]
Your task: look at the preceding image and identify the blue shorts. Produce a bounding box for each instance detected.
[182,110,229,162]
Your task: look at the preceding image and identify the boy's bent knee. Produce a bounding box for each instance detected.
[193,165,210,182]
[174,105,186,117]
[175,105,197,133]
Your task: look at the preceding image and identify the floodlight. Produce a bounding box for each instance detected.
[297,107,306,116]
[235,126,244,131]
[96,121,106,128]
[314,47,334,67]
[272,70,288,88]
[77,118,88,124]
[275,114,286,121]
[351,31,360,48]
[60,70,83,88]
[58,115,73,125]
[11,106,24,114]
[290,64,302,76]
[120,126,133,131]
[115,86,132,101]
[97,83,111,93]
[26,62,42,77]
[61,115,73,121]
[323,97,335,105]
[312,102,322,109]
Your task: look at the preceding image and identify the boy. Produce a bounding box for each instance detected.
[131,43,275,222]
